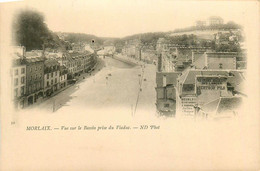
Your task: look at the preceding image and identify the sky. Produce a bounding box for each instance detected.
[3,0,259,37]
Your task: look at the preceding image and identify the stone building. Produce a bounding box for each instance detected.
[59,65,68,89]
[11,48,27,109]
[155,72,180,116]
[44,59,60,97]
[24,53,45,106]
[176,69,245,117]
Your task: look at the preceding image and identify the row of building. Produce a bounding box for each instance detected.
[11,46,97,109]
[155,38,246,119]
[121,39,157,64]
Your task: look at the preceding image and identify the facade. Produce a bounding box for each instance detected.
[157,39,209,72]
[11,54,26,109]
[59,66,68,89]
[155,72,180,116]
[140,46,157,64]
[58,51,97,79]
[44,59,60,97]
[24,56,45,106]
[122,39,141,59]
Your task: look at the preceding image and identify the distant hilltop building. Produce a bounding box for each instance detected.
[209,16,224,26]
[195,16,224,27]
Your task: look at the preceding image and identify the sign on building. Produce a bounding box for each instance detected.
[195,75,227,95]
[181,95,197,115]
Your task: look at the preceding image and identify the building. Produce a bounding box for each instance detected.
[58,53,76,79]
[24,53,45,106]
[83,53,97,73]
[140,45,157,64]
[122,39,142,59]
[236,52,247,70]
[208,16,224,26]
[205,52,237,69]
[103,45,116,56]
[155,72,180,116]
[59,65,68,89]
[157,38,210,72]
[57,51,97,79]
[192,52,245,70]
[11,47,27,109]
[176,69,245,117]
[44,59,60,97]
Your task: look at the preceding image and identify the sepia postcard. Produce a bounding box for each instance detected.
[0,0,259,170]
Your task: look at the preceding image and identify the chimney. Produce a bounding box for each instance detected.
[22,46,26,60]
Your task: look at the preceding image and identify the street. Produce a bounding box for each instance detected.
[23,56,157,119]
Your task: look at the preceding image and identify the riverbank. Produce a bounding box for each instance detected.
[113,54,146,66]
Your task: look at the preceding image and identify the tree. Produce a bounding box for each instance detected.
[13,10,51,51]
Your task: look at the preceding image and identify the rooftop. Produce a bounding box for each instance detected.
[178,69,245,86]
[201,96,242,114]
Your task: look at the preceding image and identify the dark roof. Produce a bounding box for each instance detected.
[156,72,180,87]
[216,97,242,114]
[44,59,59,66]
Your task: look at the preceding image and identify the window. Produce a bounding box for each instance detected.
[35,66,37,71]
[20,100,24,108]
[164,104,170,108]
[51,73,53,77]
[28,86,31,94]
[14,88,18,97]
[47,73,49,79]
[219,63,223,69]
[47,81,49,87]
[51,80,53,85]
[21,86,25,95]
[30,76,33,81]
[21,68,25,74]
[55,78,57,83]
[21,76,25,84]
[55,71,57,76]
[15,69,18,75]
[15,78,18,86]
